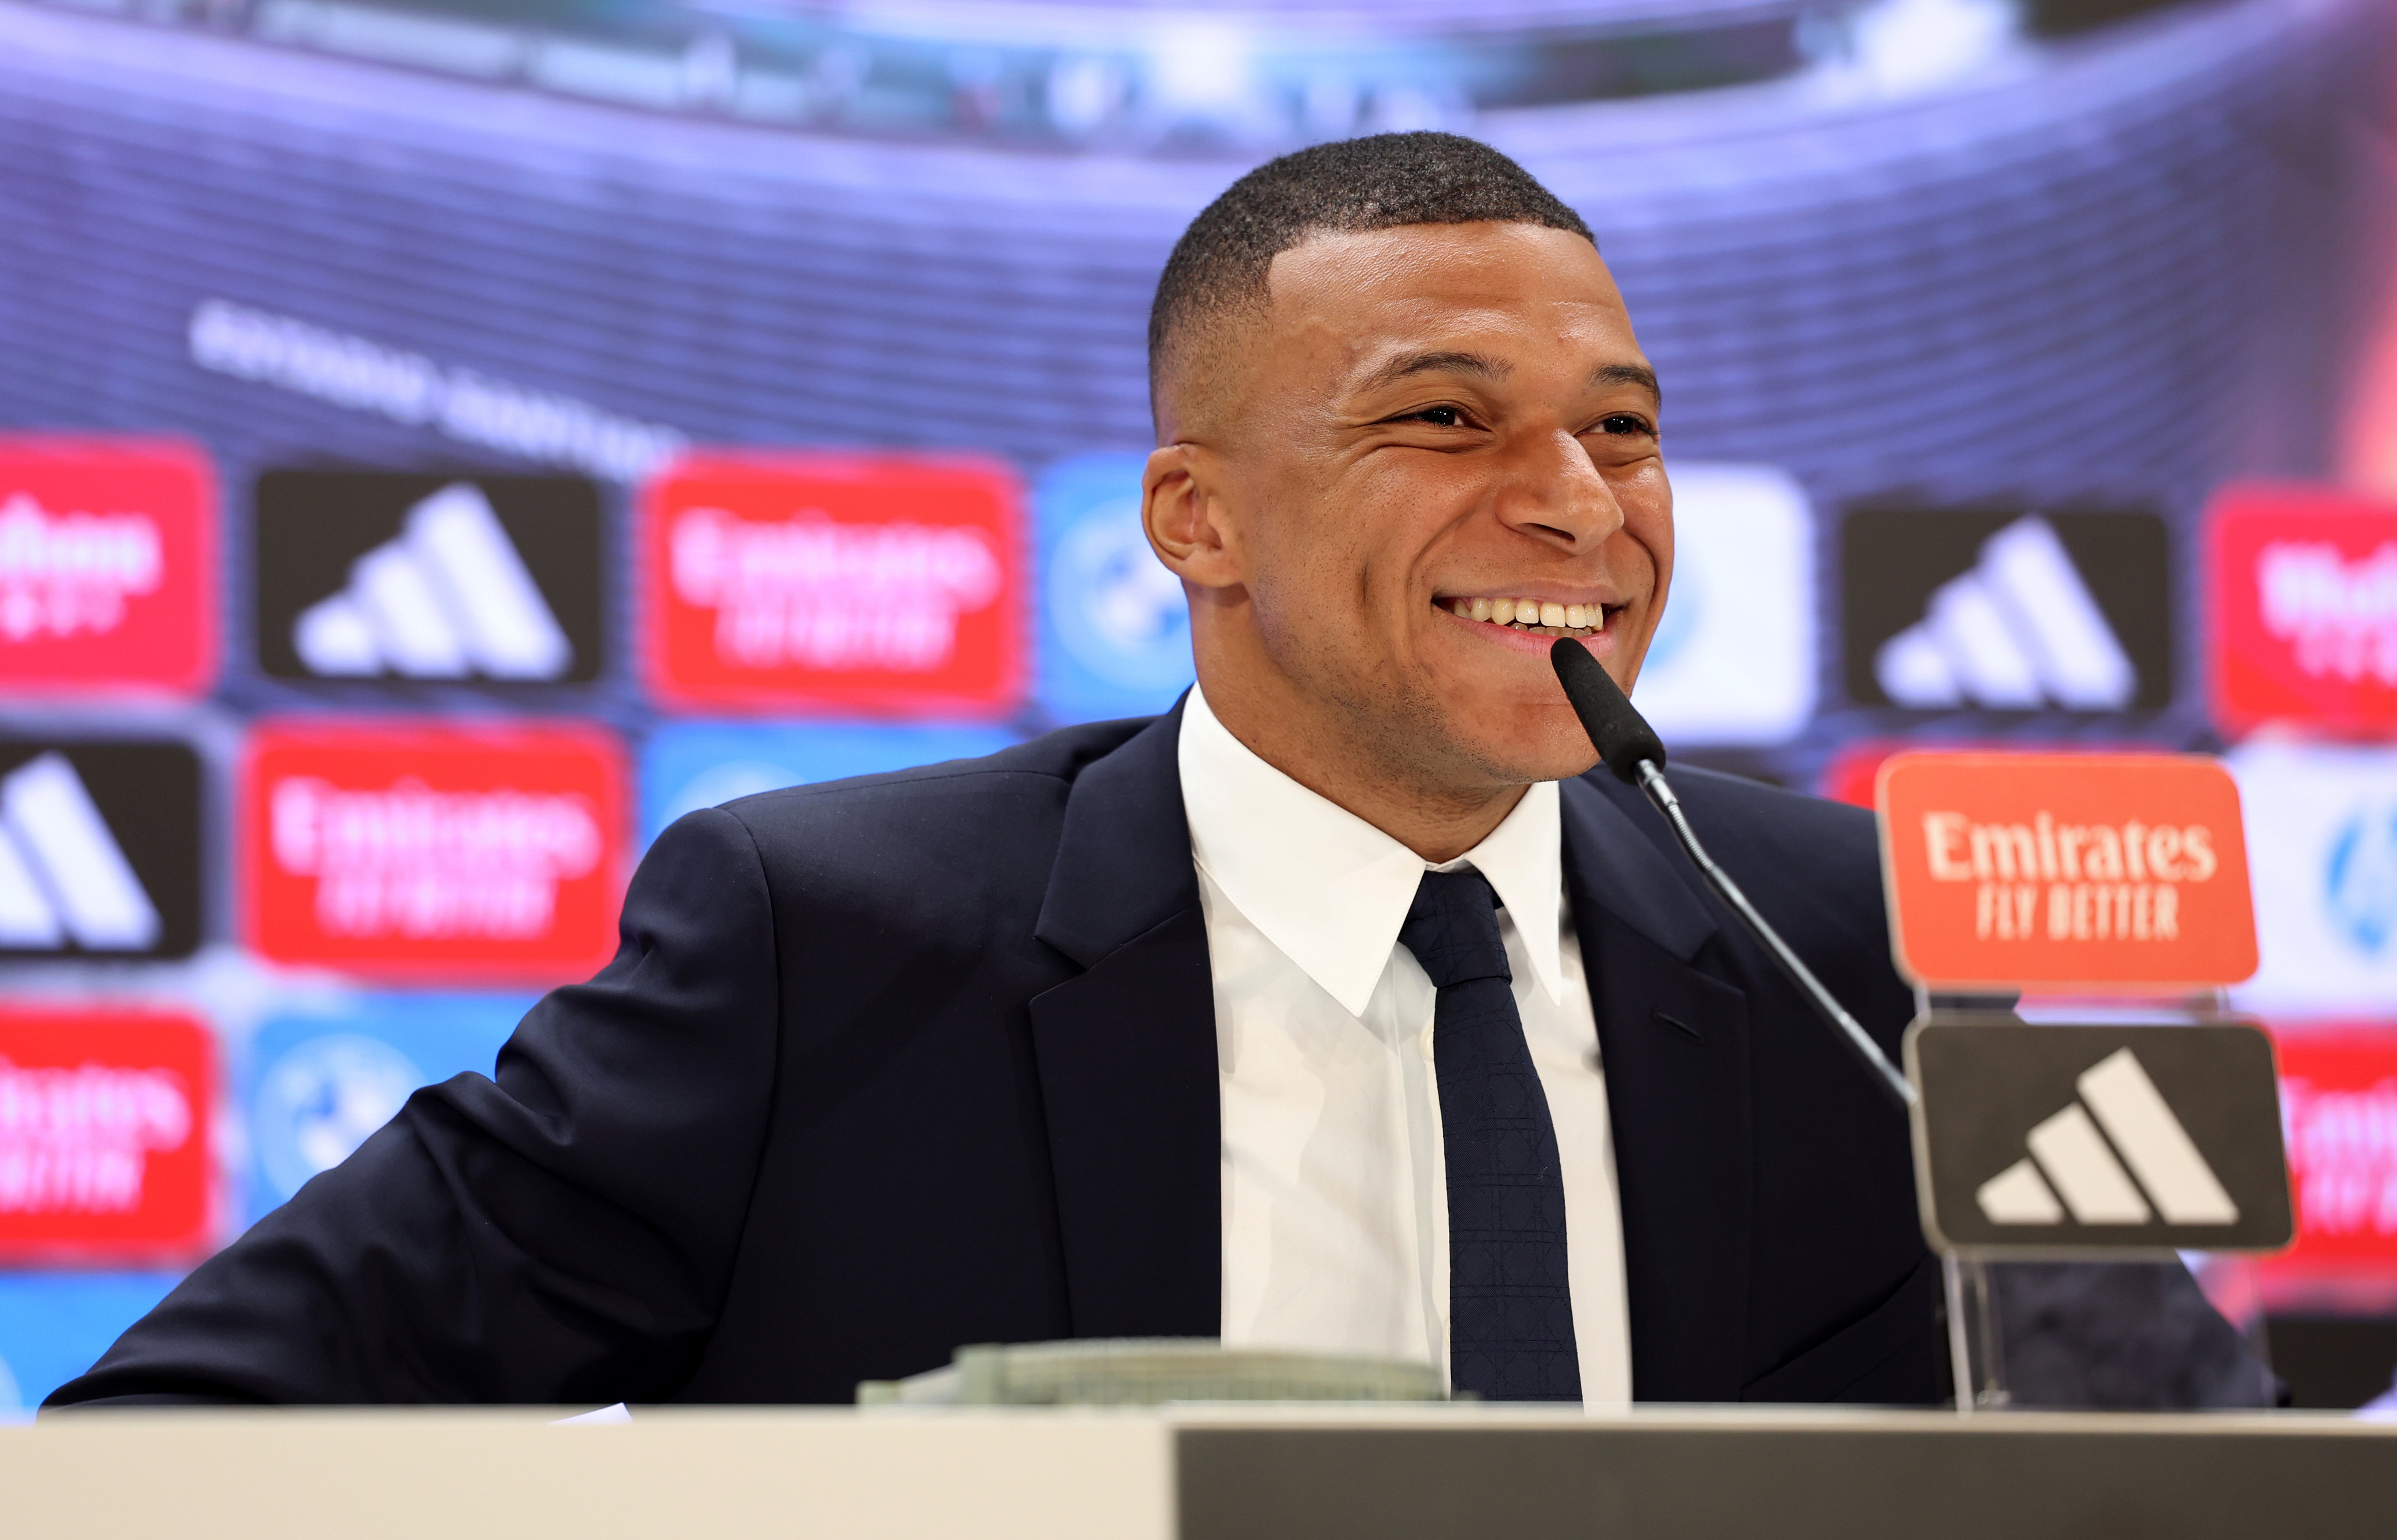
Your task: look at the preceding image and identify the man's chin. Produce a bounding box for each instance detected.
[1432,707,1605,788]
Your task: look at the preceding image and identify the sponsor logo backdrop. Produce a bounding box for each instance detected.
[2230,743,2397,1020]
[255,472,604,687]
[0,438,214,697]
[0,1272,184,1417]
[643,455,1024,716]
[642,721,1021,847]
[0,1010,214,1264]
[243,996,533,1221]
[1035,453,1193,724]
[2207,485,2397,736]
[0,739,202,962]
[1842,507,2173,713]
[244,723,627,980]
[0,0,2393,1382]
[2270,1029,2397,1271]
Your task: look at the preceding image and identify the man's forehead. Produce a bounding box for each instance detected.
[1269,221,1618,311]
[1263,225,1637,373]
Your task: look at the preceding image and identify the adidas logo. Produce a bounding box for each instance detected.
[1875,514,2137,711]
[292,483,572,681]
[0,753,161,951]
[1977,1047,2238,1227]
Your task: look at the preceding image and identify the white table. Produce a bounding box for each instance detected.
[7,1405,2392,1538]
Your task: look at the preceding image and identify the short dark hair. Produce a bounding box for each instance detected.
[1148,132,1594,408]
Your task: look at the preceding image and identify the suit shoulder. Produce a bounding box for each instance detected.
[1661,766,1891,956]
[714,716,1157,826]
[1666,764,1878,863]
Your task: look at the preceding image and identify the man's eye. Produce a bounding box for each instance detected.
[1411,406,1465,428]
[1597,414,1653,436]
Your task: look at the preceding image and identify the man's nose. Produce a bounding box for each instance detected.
[1491,429,1626,550]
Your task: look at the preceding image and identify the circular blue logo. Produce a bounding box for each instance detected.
[253,1034,424,1203]
[1048,497,1191,691]
[2325,804,2397,957]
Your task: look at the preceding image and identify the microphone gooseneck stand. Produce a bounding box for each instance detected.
[1549,639,1917,1111]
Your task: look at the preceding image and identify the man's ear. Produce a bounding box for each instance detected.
[1142,443,1245,590]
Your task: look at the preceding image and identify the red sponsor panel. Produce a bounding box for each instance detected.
[0,1009,215,1263]
[643,452,1024,714]
[1877,752,2258,991]
[1822,740,1905,809]
[2206,483,2397,736]
[2265,1028,2397,1272]
[245,723,626,981]
[0,437,215,695]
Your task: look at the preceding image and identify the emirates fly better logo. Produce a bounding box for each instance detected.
[0,1010,214,1263]
[644,454,1023,713]
[245,725,625,979]
[0,438,214,694]
[1878,752,2257,991]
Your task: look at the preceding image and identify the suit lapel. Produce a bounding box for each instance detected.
[1021,728,1757,1378]
[1028,701,1221,1339]
[1561,775,1753,1402]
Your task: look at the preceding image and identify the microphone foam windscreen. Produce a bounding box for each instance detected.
[1550,639,1666,785]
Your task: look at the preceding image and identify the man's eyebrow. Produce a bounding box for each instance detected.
[1592,362,1661,402]
[1355,350,1512,393]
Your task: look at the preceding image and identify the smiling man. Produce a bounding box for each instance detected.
[52,132,1938,1409]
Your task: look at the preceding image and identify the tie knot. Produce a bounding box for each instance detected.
[1397,868,1511,990]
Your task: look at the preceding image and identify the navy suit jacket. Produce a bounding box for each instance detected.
[52,706,1940,1407]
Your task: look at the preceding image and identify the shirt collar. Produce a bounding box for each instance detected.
[1177,684,1567,1017]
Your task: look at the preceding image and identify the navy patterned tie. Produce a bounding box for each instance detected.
[1398,868,1581,1402]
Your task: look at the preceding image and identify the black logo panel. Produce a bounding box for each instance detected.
[254,472,603,685]
[1908,1018,2291,1255]
[1842,507,2171,711]
[0,739,201,960]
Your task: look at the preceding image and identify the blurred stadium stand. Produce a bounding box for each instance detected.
[2,0,2389,766]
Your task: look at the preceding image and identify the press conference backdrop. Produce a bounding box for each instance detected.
[1,0,2395,1412]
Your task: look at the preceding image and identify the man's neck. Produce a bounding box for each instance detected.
[1195,675,1529,865]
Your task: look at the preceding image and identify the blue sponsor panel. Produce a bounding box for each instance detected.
[2229,743,2397,1019]
[641,722,1021,845]
[1034,454,1194,724]
[0,1272,183,1417]
[243,997,534,1224]
[1629,463,1817,745]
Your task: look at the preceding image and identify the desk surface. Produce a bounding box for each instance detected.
[7,1406,2392,1540]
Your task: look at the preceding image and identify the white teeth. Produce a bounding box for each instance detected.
[1448,595,1608,633]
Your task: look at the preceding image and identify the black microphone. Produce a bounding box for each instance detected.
[1550,640,1915,1110]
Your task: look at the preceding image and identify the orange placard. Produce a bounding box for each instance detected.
[1877,752,2257,991]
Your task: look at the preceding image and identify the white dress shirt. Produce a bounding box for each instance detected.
[1179,685,1632,1402]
